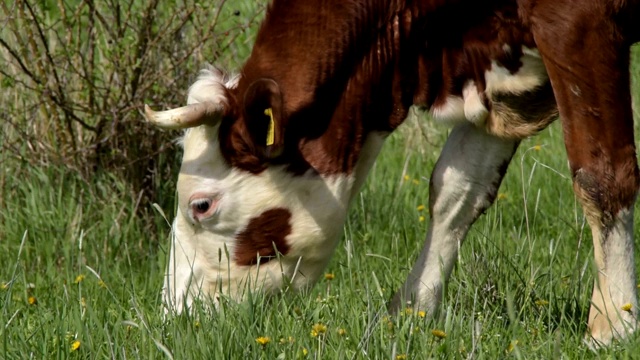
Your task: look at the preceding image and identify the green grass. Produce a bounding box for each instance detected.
[4,116,640,359]
[2,16,640,360]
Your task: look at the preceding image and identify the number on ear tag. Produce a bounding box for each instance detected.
[264,108,275,146]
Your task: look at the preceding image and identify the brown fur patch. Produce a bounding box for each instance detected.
[234,208,292,266]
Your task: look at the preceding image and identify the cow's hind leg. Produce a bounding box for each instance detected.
[531,5,639,345]
[390,122,518,314]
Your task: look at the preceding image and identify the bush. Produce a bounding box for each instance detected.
[0,0,265,209]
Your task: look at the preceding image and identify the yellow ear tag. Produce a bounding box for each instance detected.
[264,108,275,146]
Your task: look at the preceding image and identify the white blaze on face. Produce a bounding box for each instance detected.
[162,70,387,312]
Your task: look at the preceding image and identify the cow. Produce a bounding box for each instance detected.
[144,0,640,346]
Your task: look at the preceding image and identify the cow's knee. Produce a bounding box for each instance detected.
[390,124,517,314]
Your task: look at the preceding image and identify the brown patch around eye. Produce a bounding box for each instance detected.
[234,208,292,266]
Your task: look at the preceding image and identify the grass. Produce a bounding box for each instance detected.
[2,9,640,360]
[4,117,640,359]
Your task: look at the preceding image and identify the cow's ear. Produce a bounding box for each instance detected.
[243,78,285,159]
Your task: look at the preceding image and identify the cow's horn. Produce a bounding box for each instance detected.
[144,102,225,129]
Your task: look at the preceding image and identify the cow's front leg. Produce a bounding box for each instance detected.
[531,6,639,345]
[390,122,518,314]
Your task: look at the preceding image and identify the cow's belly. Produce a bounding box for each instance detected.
[430,48,558,139]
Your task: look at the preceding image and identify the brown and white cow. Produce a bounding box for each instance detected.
[144,0,640,346]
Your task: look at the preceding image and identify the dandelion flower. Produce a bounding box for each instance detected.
[497,193,508,200]
[419,216,425,222]
[534,299,549,306]
[310,323,327,337]
[396,355,407,360]
[506,340,519,354]
[416,205,426,211]
[431,329,446,339]
[403,175,410,181]
[622,303,633,312]
[28,296,37,305]
[70,340,81,351]
[74,275,85,284]
[324,273,335,281]
[533,145,542,151]
[301,347,309,356]
[337,328,347,336]
[418,310,426,318]
[194,321,201,329]
[255,336,271,346]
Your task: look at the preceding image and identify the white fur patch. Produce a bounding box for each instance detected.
[587,207,638,345]
[430,96,466,126]
[462,81,489,125]
[484,47,547,95]
[187,66,239,105]
[430,46,548,128]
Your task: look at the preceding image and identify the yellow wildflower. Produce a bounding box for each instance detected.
[74,275,85,284]
[416,205,426,211]
[255,336,271,346]
[419,216,425,222]
[310,323,327,337]
[418,310,426,318]
[324,273,335,281]
[396,355,407,360]
[534,299,549,306]
[621,303,633,312]
[506,340,519,354]
[70,340,81,351]
[497,193,508,200]
[194,321,200,329]
[279,336,295,344]
[28,296,37,305]
[337,328,347,336]
[431,329,446,339]
[301,347,309,356]
[533,145,542,151]
[386,318,394,331]
[403,175,410,181]
[404,307,413,316]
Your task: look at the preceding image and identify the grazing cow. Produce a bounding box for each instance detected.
[145,0,640,346]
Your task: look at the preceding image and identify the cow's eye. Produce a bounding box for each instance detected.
[191,199,212,214]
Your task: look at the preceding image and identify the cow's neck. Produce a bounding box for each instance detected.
[238,1,414,177]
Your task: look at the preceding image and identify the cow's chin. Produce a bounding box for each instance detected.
[162,173,353,313]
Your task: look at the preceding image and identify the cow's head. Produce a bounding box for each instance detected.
[145,67,386,312]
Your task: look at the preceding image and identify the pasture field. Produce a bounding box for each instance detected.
[2,2,640,359]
